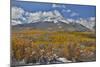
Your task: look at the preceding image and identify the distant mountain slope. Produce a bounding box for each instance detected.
[12,21,90,32]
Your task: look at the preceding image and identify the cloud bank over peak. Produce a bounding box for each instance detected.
[12,7,25,20]
[11,6,96,30]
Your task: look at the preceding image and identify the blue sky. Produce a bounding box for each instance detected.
[11,0,96,20]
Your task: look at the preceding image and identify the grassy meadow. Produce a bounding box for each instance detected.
[11,29,96,64]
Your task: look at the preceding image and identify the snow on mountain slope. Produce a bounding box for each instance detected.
[11,7,69,25]
[11,7,96,31]
[26,10,69,24]
[76,17,96,30]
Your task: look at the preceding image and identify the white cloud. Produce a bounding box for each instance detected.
[11,7,26,25]
[62,9,71,13]
[11,7,24,20]
[22,17,26,21]
[11,20,22,25]
[52,4,57,8]
[66,9,71,13]
[27,11,42,23]
[62,9,79,17]
[89,17,96,21]
[70,12,79,17]
[52,4,66,8]
[62,5,66,8]
[26,10,64,23]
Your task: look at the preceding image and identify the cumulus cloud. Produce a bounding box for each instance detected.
[11,20,22,25]
[52,4,66,8]
[62,9,71,13]
[70,12,79,17]
[89,17,96,21]
[26,9,64,23]
[66,9,71,13]
[52,4,57,8]
[11,7,24,20]
[62,9,79,17]
[11,7,29,25]
[27,11,42,23]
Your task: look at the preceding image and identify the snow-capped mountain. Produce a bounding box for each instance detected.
[26,10,69,24]
[11,7,69,25]
[11,7,96,31]
[76,17,96,30]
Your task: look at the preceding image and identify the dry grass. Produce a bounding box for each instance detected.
[11,29,96,62]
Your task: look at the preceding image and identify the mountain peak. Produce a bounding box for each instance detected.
[11,7,95,31]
